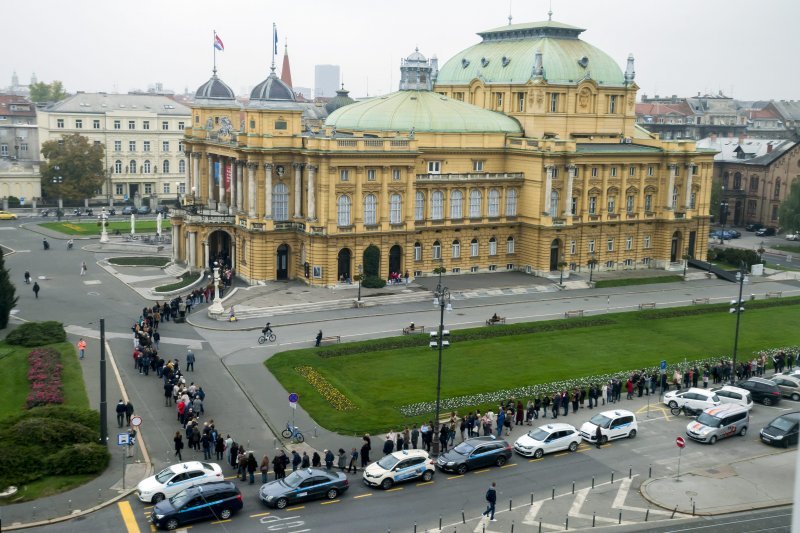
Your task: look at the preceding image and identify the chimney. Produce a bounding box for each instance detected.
[767,143,773,153]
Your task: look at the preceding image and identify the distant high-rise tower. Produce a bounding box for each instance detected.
[281,43,293,89]
[314,65,340,98]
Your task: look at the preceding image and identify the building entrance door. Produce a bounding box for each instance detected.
[277,244,289,280]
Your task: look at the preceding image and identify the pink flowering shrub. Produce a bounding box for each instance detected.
[26,348,64,408]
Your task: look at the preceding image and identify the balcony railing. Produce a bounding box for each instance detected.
[184,213,235,225]
[416,172,523,182]
[274,222,306,232]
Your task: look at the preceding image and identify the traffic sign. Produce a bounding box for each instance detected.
[676,436,685,448]
[130,415,142,427]
[117,433,129,446]
[123,194,129,201]
[660,360,667,372]
[19,197,25,205]
[288,393,299,403]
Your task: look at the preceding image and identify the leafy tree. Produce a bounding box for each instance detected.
[362,245,381,277]
[779,179,800,232]
[41,134,105,201]
[29,81,67,103]
[0,250,18,329]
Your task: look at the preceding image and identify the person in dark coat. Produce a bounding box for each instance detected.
[230,442,239,469]
[215,435,225,460]
[312,451,321,467]
[324,449,334,470]
[360,437,371,468]
[125,401,135,425]
[552,393,560,419]
[439,425,449,453]
[301,451,310,468]
[382,436,394,455]
[246,452,258,484]
[291,450,301,471]
[595,425,603,449]
[272,452,285,479]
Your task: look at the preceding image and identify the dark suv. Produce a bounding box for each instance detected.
[436,436,512,474]
[151,481,242,530]
[736,378,782,406]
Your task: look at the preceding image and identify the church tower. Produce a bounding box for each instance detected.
[281,42,293,89]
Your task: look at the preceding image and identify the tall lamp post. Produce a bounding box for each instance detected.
[588,253,597,284]
[558,255,567,285]
[99,207,110,243]
[430,280,452,456]
[719,186,729,244]
[730,261,748,384]
[357,264,363,302]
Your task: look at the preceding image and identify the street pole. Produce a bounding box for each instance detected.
[731,263,746,385]
[357,264,363,303]
[99,318,108,447]
[433,297,445,456]
[99,207,109,243]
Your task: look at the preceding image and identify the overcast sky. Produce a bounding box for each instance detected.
[5,0,799,101]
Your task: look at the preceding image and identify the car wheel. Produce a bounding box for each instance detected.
[381,478,394,490]
[457,464,468,475]
[628,429,637,439]
[326,488,338,500]
[533,448,544,459]
[709,435,717,445]
[600,435,608,445]
[668,401,678,408]
[568,441,578,452]
[152,493,165,504]
[739,426,747,437]
[792,394,800,402]
[275,497,288,509]
[165,518,179,531]
[762,397,773,406]
[219,508,232,520]
[422,470,433,482]
[495,455,507,467]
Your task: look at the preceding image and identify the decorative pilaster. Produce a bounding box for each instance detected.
[543,165,554,215]
[229,159,237,213]
[684,163,694,209]
[264,163,273,218]
[189,232,197,269]
[236,161,244,212]
[307,165,317,220]
[564,164,576,216]
[183,151,191,199]
[192,153,200,198]
[667,164,677,209]
[293,163,304,218]
[207,154,214,204]
[247,162,257,218]
[217,156,227,212]
[202,239,208,270]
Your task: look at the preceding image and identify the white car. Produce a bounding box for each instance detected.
[663,387,721,411]
[363,449,434,489]
[579,410,638,444]
[711,385,754,411]
[513,423,581,458]
[785,233,800,241]
[136,461,223,503]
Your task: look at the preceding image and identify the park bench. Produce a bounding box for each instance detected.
[402,325,426,335]
[692,298,710,305]
[319,335,341,345]
[638,302,657,310]
[485,317,506,326]
[766,291,783,299]
[564,310,584,318]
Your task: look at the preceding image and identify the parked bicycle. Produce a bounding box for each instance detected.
[281,422,304,442]
[670,405,704,417]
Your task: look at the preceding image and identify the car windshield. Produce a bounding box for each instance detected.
[770,418,796,431]
[528,428,550,441]
[377,455,400,470]
[710,395,720,402]
[696,413,722,428]
[453,441,476,454]
[282,472,304,488]
[589,414,612,428]
[169,489,193,508]
[155,467,176,484]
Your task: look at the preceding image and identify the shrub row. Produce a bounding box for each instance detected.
[640,295,800,320]
[361,275,386,289]
[6,321,66,347]
[26,347,64,408]
[708,247,761,268]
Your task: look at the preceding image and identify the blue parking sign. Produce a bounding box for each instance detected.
[660,360,667,372]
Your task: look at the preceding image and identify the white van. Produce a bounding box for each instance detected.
[686,404,749,444]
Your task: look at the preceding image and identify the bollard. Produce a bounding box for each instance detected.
[592,512,596,527]
[98,488,102,503]
[618,510,622,524]
[509,499,512,511]
[314,426,318,438]
[692,501,696,516]
[565,516,569,530]
[539,519,542,533]
[462,509,466,524]
[611,471,614,485]
[414,523,417,533]
[629,465,632,479]
[649,464,652,478]
[671,505,678,519]
[439,515,442,530]
[32,506,37,520]
[511,520,515,533]
[68,499,72,513]
[645,508,650,522]
[591,476,595,489]
[531,492,534,505]
[552,485,555,500]
[572,481,575,494]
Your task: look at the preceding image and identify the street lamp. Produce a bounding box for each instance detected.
[357,264,363,302]
[430,281,452,456]
[558,255,566,285]
[719,186,729,244]
[588,253,597,284]
[99,207,110,243]
[730,262,748,384]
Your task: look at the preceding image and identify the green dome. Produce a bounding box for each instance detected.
[436,20,625,87]
[324,90,522,134]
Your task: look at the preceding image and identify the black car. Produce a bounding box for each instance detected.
[137,206,152,215]
[736,377,782,406]
[745,223,764,232]
[151,481,242,530]
[760,412,800,448]
[755,227,776,237]
[122,206,136,215]
[436,436,512,474]
[728,229,741,239]
[259,468,348,509]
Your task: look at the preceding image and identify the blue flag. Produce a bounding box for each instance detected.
[273,24,278,55]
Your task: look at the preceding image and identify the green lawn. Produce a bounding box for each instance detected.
[773,244,800,254]
[595,275,684,288]
[40,220,171,236]
[155,272,202,292]
[108,256,170,267]
[266,302,800,435]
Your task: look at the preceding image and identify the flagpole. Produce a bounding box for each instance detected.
[213,29,217,74]
[271,23,276,71]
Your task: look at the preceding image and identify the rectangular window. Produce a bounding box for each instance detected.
[750,177,759,191]
[647,165,654,176]
[128,120,135,130]
[570,240,576,255]
[607,238,614,252]
[645,194,652,212]
[571,197,577,215]
[432,243,441,260]
[143,141,150,152]
[489,239,497,256]
[625,236,633,251]
[177,141,184,152]
[414,245,422,261]
[57,118,64,128]
[589,196,597,215]
[507,238,515,254]
[129,141,136,151]
[610,167,617,177]
[427,161,441,174]
[178,121,185,130]
[588,239,596,253]
[608,196,616,213]
[747,199,757,214]
[516,92,524,112]
[114,120,121,130]
[162,141,169,152]
[0,144,7,156]
[392,168,401,181]
[470,266,479,273]
[644,235,651,249]
[367,169,376,181]
[453,92,464,101]
[74,119,82,128]
[550,93,559,113]
[142,121,150,130]
[163,183,171,194]
[471,240,479,257]
[452,241,461,258]
[609,95,618,114]
[178,183,186,194]
[473,160,484,172]
[629,166,635,177]
[626,195,634,212]
[144,183,152,194]
[340,169,349,181]
[20,143,27,152]
[494,92,503,109]
[93,119,100,129]
[506,264,514,270]
[772,205,779,220]
[624,258,634,267]
[162,121,169,130]
[114,140,121,152]
[591,167,598,177]
[115,184,124,195]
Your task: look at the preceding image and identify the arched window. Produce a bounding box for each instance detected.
[143,160,151,173]
[415,191,425,221]
[469,189,482,218]
[775,178,782,199]
[337,195,351,226]
[450,190,463,219]
[114,160,122,173]
[431,190,444,220]
[672,186,679,208]
[733,172,742,190]
[162,160,170,174]
[488,237,497,256]
[507,236,515,254]
[364,194,377,225]
[550,190,559,215]
[506,188,518,216]
[414,241,422,261]
[129,160,137,173]
[178,160,186,174]
[470,238,479,257]
[452,239,461,258]
[390,193,402,224]
[273,183,289,221]
[488,188,500,217]
[690,191,697,209]
[722,171,729,189]
[432,240,441,260]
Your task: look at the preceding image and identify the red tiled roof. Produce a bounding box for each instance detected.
[748,108,778,120]
[0,94,36,117]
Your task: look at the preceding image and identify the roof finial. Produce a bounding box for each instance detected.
[508,0,513,25]
[548,0,553,21]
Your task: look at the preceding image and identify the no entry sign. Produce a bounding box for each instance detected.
[676,436,686,448]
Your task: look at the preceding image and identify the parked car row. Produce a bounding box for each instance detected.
[709,229,741,240]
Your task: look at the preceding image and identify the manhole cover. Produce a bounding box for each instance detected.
[686,490,698,497]
[88,292,101,296]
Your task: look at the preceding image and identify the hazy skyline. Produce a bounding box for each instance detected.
[5,0,799,101]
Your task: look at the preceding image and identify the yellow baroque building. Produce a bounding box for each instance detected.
[173,20,714,286]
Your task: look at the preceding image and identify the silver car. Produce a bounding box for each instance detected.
[686,404,749,445]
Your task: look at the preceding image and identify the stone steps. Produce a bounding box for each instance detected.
[163,262,188,277]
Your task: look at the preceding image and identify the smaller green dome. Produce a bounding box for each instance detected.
[325,91,522,134]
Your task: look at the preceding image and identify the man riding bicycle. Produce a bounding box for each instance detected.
[262,322,273,336]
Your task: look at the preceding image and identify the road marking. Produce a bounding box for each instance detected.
[636,403,671,421]
[210,519,232,525]
[83,280,102,285]
[117,501,141,533]
[250,512,270,517]
[447,475,464,479]
[321,499,340,505]
[612,476,632,509]
[473,469,489,474]
[224,475,238,480]
[149,525,156,533]
[522,500,544,525]
[568,487,590,516]
[143,506,153,510]
[528,458,543,462]
[416,481,434,486]
[353,493,372,499]
[285,506,305,511]
[500,463,517,469]
[554,452,567,457]
[386,487,404,492]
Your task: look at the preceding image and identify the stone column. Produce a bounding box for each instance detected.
[192,153,200,198]
[684,163,694,209]
[264,163,273,219]
[229,159,237,213]
[247,162,256,218]
[564,164,576,216]
[184,151,191,199]
[189,232,197,269]
[202,238,209,271]
[293,163,304,218]
[380,166,389,224]
[236,161,244,212]
[307,165,317,220]
[207,154,215,206]
[667,164,677,209]
[171,224,178,261]
[231,240,236,271]
[218,157,227,212]
[543,165,554,215]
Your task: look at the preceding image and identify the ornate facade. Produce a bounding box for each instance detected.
[173,20,715,286]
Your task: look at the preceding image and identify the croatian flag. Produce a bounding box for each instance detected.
[214,34,224,51]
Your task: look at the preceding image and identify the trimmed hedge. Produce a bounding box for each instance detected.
[6,418,97,448]
[361,275,386,289]
[45,443,110,475]
[640,295,800,320]
[708,247,761,269]
[6,321,66,347]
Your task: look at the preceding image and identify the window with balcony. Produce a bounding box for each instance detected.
[114,160,122,173]
[608,196,616,214]
[626,195,634,212]
[273,183,289,221]
[550,190,559,215]
[129,160,137,173]
[645,194,653,212]
[469,189,481,218]
[143,160,151,173]
[690,191,696,209]
[589,196,597,215]
[672,186,679,208]
[431,191,444,220]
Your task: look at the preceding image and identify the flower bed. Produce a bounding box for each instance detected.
[295,366,356,411]
[26,347,64,408]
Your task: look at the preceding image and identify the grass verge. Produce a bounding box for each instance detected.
[107,256,170,267]
[3,475,95,504]
[772,244,800,254]
[266,300,800,435]
[594,275,684,288]
[154,272,201,293]
[40,220,171,236]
